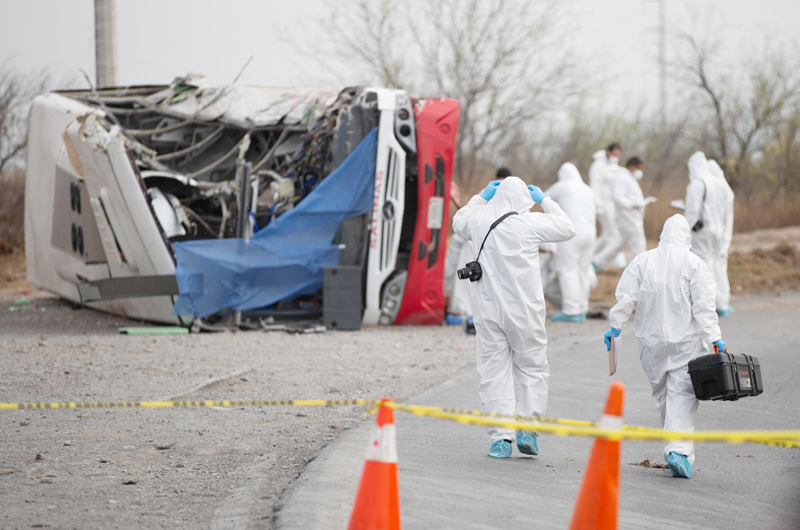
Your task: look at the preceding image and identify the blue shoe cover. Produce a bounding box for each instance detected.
[715,308,729,318]
[516,431,539,455]
[445,314,464,326]
[667,452,692,478]
[552,312,586,323]
[488,440,512,458]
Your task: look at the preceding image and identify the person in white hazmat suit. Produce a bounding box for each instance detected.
[590,144,626,268]
[453,176,576,458]
[593,157,656,269]
[707,159,735,316]
[684,152,730,317]
[604,214,727,478]
[542,162,597,322]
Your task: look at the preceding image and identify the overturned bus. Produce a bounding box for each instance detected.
[24,76,460,328]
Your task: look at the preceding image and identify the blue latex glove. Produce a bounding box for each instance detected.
[527,184,546,203]
[712,339,727,353]
[480,180,502,201]
[604,327,621,351]
[444,314,464,326]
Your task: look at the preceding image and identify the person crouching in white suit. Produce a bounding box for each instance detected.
[453,177,576,459]
[543,162,597,322]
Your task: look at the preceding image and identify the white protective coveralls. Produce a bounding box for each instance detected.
[594,166,648,268]
[589,150,619,256]
[543,163,597,316]
[453,177,576,441]
[684,152,728,310]
[707,160,735,311]
[609,214,722,463]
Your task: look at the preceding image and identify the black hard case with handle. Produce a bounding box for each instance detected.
[688,352,763,401]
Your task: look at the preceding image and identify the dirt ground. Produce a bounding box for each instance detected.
[585,227,800,306]
[0,292,478,529]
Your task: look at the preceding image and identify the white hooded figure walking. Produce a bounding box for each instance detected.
[590,145,626,267]
[453,177,576,458]
[684,152,729,316]
[605,214,726,479]
[593,157,655,269]
[707,159,735,316]
[543,163,597,322]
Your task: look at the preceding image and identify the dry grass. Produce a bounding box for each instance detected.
[0,168,25,248]
[729,244,800,295]
[589,242,800,310]
[643,192,800,240]
[0,169,27,289]
[0,246,26,288]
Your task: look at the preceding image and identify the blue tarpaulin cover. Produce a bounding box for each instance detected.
[172,128,377,317]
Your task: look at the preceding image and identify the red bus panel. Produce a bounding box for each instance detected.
[393,98,460,325]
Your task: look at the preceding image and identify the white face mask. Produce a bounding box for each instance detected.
[608,155,620,165]
[633,169,643,181]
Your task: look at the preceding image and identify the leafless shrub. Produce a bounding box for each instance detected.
[0,66,49,174]
[313,0,587,190]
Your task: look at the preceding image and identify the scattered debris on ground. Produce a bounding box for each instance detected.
[629,458,668,469]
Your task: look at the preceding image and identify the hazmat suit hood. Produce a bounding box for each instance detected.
[659,214,692,249]
[490,176,535,214]
[687,151,710,182]
[557,162,583,183]
[593,149,607,161]
[708,160,724,179]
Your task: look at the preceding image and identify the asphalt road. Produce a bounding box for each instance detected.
[276,294,800,530]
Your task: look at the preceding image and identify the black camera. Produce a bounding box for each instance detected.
[457,261,483,282]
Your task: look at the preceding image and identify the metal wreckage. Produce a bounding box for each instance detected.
[25,75,460,330]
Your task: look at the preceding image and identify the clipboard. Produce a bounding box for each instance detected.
[609,335,621,376]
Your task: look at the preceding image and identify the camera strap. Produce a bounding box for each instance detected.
[475,211,519,264]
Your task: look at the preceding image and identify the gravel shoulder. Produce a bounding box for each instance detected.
[0,290,476,530]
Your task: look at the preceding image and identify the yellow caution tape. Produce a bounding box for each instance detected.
[0,399,378,410]
[398,404,660,432]
[1,398,797,448]
[383,402,800,449]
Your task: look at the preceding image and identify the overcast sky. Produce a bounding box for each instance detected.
[2,0,799,115]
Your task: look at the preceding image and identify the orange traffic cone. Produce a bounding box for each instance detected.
[568,381,625,530]
[348,398,400,530]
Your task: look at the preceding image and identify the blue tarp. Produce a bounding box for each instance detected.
[172,128,377,318]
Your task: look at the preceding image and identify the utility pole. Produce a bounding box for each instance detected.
[658,0,667,128]
[94,0,118,88]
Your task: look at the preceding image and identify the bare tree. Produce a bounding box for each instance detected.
[0,67,49,174]
[674,18,800,191]
[316,0,585,190]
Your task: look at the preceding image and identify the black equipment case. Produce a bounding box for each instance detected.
[688,352,763,401]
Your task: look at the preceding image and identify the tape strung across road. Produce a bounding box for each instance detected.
[0,399,377,410]
[383,402,800,449]
[1,398,798,448]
